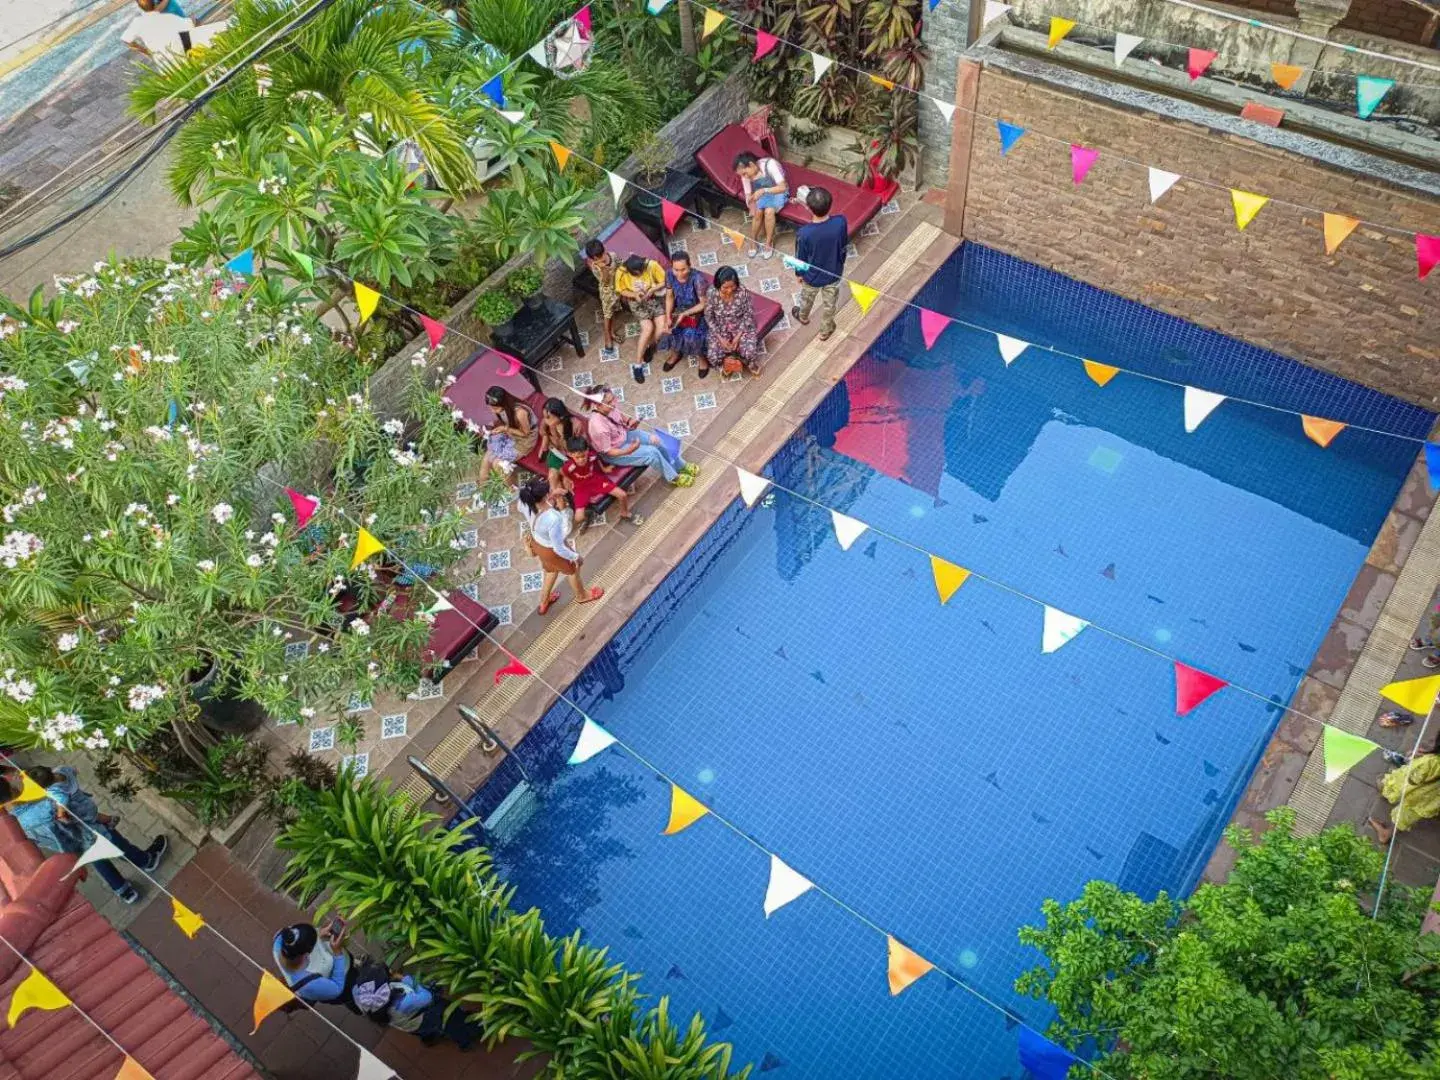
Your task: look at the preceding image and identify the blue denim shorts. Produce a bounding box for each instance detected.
[754,191,788,212]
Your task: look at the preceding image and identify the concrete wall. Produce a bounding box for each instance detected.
[918,0,975,186]
[952,57,1440,408]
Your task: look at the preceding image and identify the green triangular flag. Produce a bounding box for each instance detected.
[290,250,314,279]
[1323,724,1378,784]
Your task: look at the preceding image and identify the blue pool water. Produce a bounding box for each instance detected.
[469,244,1430,1078]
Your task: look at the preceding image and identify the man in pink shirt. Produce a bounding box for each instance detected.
[581,386,698,487]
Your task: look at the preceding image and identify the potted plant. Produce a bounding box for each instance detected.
[505,265,545,313]
[474,288,520,331]
[628,131,675,210]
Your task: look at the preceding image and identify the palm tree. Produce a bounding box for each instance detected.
[130,0,479,202]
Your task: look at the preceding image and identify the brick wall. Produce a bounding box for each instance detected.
[1338,0,1439,46]
[960,68,1440,408]
[918,0,974,186]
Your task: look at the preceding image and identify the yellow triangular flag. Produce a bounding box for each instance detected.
[353,282,381,324]
[549,141,571,171]
[1082,360,1120,387]
[115,1057,156,1080]
[6,772,49,805]
[886,935,934,995]
[869,74,895,90]
[1270,63,1303,91]
[1230,190,1269,231]
[701,5,726,38]
[350,527,385,569]
[722,227,747,249]
[848,281,879,315]
[1322,213,1359,256]
[251,971,295,1033]
[1381,674,1440,716]
[1301,415,1345,448]
[1047,16,1075,48]
[171,897,205,939]
[6,967,70,1029]
[663,784,709,835]
[930,555,970,605]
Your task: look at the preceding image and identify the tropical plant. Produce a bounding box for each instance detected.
[470,177,588,270]
[157,735,271,825]
[279,776,749,1078]
[1016,808,1440,1079]
[474,289,519,327]
[334,714,366,751]
[630,131,676,188]
[130,0,481,201]
[0,259,474,767]
[505,265,544,301]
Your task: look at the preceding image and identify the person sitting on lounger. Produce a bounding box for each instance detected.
[734,151,788,261]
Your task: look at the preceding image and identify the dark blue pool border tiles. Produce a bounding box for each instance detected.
[887,243,1434,438]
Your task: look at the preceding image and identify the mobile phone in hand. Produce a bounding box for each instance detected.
[327,916,345,939]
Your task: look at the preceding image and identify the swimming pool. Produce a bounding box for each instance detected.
[468,244,1430,1077]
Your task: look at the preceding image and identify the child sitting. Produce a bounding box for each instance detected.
[561,436,642,526]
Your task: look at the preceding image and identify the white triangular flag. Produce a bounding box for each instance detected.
[608,171,627,208]
[830,510,868,551]
[425,592,455,614]
[810,52,833,83]
[357,1048,397,1080]
[499,110,525,124]
[1041,606,1088,653]
[736,467,771,508]
[1114,32,1144,66]
[568,718,617,764]
[1183,387,1226,433]
[527,41,548,67]
[930,97,956,124]
[65,832,124,876]
[981,1,1012,25]
[763,855,815,917]
[996,334,1029,365]
[1147,167,1180,204]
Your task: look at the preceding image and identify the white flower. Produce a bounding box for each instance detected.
[271,513,285,524]
[245,553,264,568]
[382,418,405,436]
[166,493,181,506]
[210,503,234,524]
[0,671,36,704]
[196,559,216,572]
[126,684,166,711]
[299,706,316,719]
[317,642,329,653]
[56,632,80,653]
[0,530,43,568]
[57,319,80,334]
[349,618,371,636]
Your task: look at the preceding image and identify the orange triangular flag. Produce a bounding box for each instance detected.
[1322,213,1359,255]
[1082,360,1120,387]
[869,74,895,90]
[251,971,295,1033]
[1271,63,1303,91]
[115,1057,156,1080]
[171,897,205,939]
[722,227,747,249]
[549,141,571,171]
[886,935,934,995]
[1302,415,1346,448]
[663,785,709,835]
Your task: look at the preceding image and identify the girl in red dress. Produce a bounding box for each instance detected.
[561,437,643,526]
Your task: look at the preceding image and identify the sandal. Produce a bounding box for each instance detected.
[577,586,604,604]
[697,364,710,379]
[672,473,695,488]
[681,463,700,477]
[622,513,646,526]
[747,362,762,377]
[1412,637,1436,650]
[662,356,681,372]
[1379,710,1413,728]
[1426,653,1440,669]
[538,591,561,615]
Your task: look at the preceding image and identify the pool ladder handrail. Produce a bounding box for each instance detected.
[456,703,532,784]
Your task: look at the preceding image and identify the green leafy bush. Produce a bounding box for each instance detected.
[505,265,544,300]
[475,290,520,327]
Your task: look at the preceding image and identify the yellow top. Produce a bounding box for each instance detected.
[615,260,665,296]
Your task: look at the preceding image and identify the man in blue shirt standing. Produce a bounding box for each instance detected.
[790,186,848,342]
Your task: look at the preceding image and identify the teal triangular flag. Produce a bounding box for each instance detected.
[1426,443,1440,492]
[646,0,674,11]
[996,121,1025,155]
[1355,75,1394,119]
[480,74,505,109]
[225,249,254,275]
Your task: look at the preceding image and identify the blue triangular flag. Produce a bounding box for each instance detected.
[166,400,178,429]
[927,0,941,8]
[1426,443,1440,492]
[996,121,1025,155]
[655,427,681,459]
[1017,1027,1080,1080]
[480,73,505,109]
[225,248,254,275]
[1355,75,1394,119]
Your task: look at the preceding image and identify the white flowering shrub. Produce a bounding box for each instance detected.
[0,258,476,755]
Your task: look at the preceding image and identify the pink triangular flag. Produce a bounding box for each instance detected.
[1070,145,1098,185]
[661,199,686,233]
[754,29,779,60]
[285,488,318,528]
[1187,48,1217,79]
[574,4,592,35]
[495,353,522,377]
[420,315,446,350]
[1418,233,1440,281]
[494,656,532,685]
[1175,661,1228,715]
[919,308,951,350]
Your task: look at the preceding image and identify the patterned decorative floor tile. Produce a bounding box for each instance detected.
[381,714,409,739]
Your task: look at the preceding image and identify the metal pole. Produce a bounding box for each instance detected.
[406,756,482,833]
[457,704,531,783]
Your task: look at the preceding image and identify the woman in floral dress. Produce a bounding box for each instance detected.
[704,265,760,377]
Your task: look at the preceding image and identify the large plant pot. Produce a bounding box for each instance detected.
[189,659,267,735]
[632,186,662,210]
[523,293,546,313]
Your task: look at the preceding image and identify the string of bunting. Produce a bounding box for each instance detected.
[0,753,399,1080]
[668,0,1438,272]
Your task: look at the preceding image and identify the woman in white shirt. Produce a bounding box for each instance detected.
[518,479,603,615]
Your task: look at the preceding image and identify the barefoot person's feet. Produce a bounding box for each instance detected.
[1369,817,1394,845]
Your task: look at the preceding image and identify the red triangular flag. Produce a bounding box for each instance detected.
[661,199,686,234]
[495,353,522,377]
[420,315,446,349]
[494,656,532,685]
[754,29,779,60]
[919,308,951,350]
[284,488,318,528]
[1418,233,1440,281]
[1187,48,1217,79]
[1174,662,1227,715]
[574,3,592,34]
